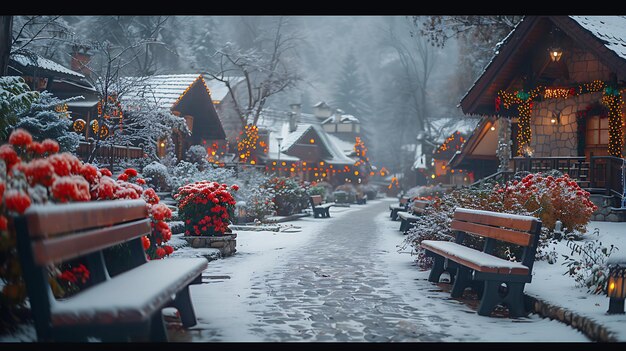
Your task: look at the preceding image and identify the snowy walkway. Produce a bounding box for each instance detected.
[168,199,589,342]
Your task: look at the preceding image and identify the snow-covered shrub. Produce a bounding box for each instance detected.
[334,183,356,203]
[168,161,237,195]
[243,186,276,221]
[185,144,210,170]
[499,172,597,233]
[405,184,446,200]
[13,91,82,153]
[308,184,327,199]
[401,186,526,269]
[174,181,239,236]
[231,168,275,221]
[0,76,39,140]
[562,228,618,294]
[264,176,308,216]
[142,161,171,192]
[362,183,379,199]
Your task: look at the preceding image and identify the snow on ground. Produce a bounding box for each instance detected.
[2,198,624,342]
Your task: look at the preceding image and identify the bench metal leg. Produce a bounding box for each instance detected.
[149,312,169,342]
[427,254,446,283]
[450,266,472,298]
[174,285,198,328]
[391,210,398,221]
[477,280,527,317]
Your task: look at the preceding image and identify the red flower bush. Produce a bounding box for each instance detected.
[175,181,238,236]
[498,172,597,233]
[0,129,175,312]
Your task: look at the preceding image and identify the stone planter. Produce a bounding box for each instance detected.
[182,233,237,257]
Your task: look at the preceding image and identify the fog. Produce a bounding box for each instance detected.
[16,15,476,174]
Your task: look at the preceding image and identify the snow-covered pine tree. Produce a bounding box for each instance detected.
[0,76,39,140]
[330,52,372,123]
[13,91,81,152]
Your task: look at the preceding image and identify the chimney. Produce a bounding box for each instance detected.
[70,44,92,77]
[289,103,301,132]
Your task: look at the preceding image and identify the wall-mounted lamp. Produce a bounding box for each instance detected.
[550,110,562,124]
[548,27,564,62]
[490,125,496,131]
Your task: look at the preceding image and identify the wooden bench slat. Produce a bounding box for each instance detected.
[450,219,533,247]
[33,219,151,265]
[50,258,208,326]
[453,208,537,232]
[421,240,530,275]
[24,199,148,238]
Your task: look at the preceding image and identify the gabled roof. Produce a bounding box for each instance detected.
[280,123,355,165]
[204,76,245,101]
[459,16,626,117]
[122,74,206,111]
[9,51,85,79]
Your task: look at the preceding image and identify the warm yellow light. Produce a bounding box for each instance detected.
[240,154,245,159]
[211,151,216,156]
[281,162,286,166]
[310,138,315,144]
[160,142,165,148]
[272,161,276,165]
[354,171,359,176]
[610,282,616,293]
[319,161,324,165]
[250,160,256,165]
[550,49,563,62]
[490,126,496,131]
[303,162,307,166]
[322,173,326,177]
[314,172,319,177]
[442,165,446,170]
[431,174,436,179]
[290,167,295,172]
[551,118,556,124]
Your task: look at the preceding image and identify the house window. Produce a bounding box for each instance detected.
[586,116,609,146]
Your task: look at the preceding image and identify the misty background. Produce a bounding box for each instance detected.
[11,15,517,176]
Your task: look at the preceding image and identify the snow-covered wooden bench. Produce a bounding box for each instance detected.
[389,196,409,221]
[398,200,430,234]
[309,195,333,218]
[420,208,542,318]
[12,199,208,341]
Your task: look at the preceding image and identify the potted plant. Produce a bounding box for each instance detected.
[174,181,239,255]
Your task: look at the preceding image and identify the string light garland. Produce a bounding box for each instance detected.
[495,80,623,157]
[236,124,260,162]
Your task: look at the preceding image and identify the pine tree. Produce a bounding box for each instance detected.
[331,52,372,120]
[13,91,81,152]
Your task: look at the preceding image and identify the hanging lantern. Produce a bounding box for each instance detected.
[73,119,86,132]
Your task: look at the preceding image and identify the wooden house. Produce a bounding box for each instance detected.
[448,16,626,218]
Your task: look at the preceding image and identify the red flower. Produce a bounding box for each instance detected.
[230,184,239,191]
[136,178,146,185]
[156,247,166,258]
[5,190,31,214]
[164,245,174,255]
[117,173,129,181]
[8,128,32,147]
[142,236,150,250]
[26,142,45,155]
[0,144,20,169]
[151,203,172,221]
[79,164,99,184]
[124,168,138,177]
[51,176,91,203]
[100,168,113,177]
[42,139,60,154]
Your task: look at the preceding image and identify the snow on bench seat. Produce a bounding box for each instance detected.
[398,212,421,221]
[50,257,207,326]
[420,240,530,276]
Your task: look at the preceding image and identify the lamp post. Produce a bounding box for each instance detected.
[607,264,626,314]
[276,136,283,177]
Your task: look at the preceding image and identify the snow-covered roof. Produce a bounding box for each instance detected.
[122,74,206,111]
[570,16,626,60]
[10,52,84,78]
[278,123,354,165]
[321,113,360,124]
[429,117,479,144]
[204,76,245,101]
[325,133,356,157]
